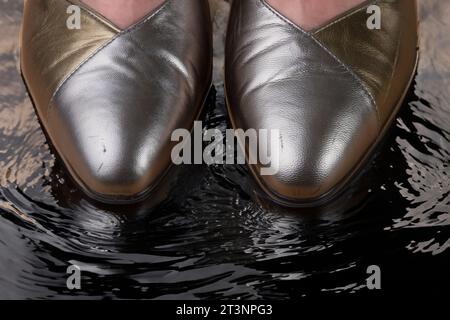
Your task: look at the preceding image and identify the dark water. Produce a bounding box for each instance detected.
[0,0,449,299]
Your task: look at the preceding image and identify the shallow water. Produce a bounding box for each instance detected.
[0,0,449,299]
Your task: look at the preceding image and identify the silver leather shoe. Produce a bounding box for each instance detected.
[20,0,212,203]
[225,0,418,206]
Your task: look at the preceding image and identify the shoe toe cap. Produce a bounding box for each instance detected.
[46,102,170,200]
[232,78,379,204]
[257,112,378,202]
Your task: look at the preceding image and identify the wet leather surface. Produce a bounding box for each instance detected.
[225,0,379,201]
[46,0,212,198]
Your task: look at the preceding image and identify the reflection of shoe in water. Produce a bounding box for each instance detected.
[20,0,212,203]
[225,0,419,206]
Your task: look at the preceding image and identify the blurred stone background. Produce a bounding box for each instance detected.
[210,0,230,84]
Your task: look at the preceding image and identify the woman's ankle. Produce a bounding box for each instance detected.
[81,0,165,29]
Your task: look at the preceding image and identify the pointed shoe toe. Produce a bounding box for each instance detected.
[225,0,418,206]
[21,0,212,203]
[45,98,173,202]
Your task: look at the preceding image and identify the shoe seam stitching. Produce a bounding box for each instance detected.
[260,0,381,131]
[47,0,173,115]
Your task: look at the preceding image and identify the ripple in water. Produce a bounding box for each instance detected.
[0,0,448,299]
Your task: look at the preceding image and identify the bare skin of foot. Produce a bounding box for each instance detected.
[267,0,367,31]
[82,0,367,32]
[81,0,165,29]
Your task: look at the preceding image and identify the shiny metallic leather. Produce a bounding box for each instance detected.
[225,0,418,205]
[22,0,212,202]
[21,0,118,113]
[314,0,419,123]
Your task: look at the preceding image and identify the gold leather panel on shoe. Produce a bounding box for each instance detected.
[20,0,118,117]
[314,0,419,123]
